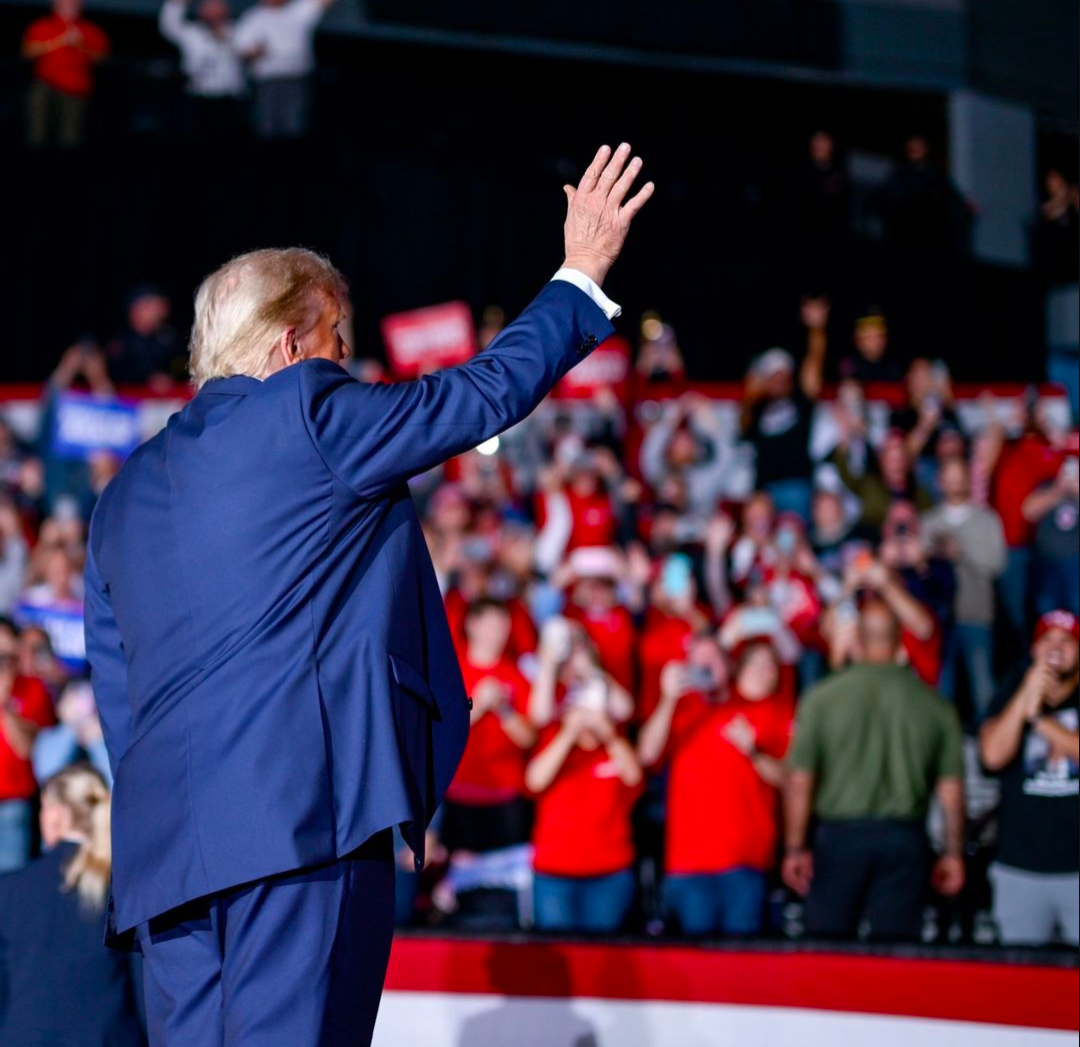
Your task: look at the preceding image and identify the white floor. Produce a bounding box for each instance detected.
[373,991,1074,1047]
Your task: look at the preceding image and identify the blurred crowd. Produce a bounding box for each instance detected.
[1,279,1077,967]
[10,0,1080,306]
[21,0,339,145]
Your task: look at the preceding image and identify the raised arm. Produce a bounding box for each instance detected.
[799,296,829,401]
[302,144,653,499]
[524,717,580,794]
[158,0,189,45]
[980,661,1048,771]
[1023,468,1078,524]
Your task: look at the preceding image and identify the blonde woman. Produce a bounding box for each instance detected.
[0,763,143,1046]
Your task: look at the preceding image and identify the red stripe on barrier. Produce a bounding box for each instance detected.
[384,938,1079,1031]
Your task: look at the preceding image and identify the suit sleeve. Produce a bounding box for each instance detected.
[299,279,615,498]
[83,531,132,778]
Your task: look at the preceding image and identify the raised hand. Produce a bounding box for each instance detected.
[562,143,654,288]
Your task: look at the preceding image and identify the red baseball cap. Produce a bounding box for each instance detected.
[1034,610,1080,644]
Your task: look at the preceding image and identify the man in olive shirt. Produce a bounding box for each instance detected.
[782,599,966,939]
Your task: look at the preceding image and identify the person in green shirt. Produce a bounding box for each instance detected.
[782,597,966,940]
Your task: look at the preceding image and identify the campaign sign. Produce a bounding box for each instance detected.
[53,392,141,462]
[14,599,87,674]
[553,335,631,401]
[382,301,477,378]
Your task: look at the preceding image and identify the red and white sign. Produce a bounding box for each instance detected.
[374,937,1078,1047]
[381,301,477,378]
[554,335,632,400]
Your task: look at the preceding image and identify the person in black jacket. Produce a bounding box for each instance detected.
[0,763,144,1046]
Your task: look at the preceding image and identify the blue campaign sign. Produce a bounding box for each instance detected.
[52,392,142,462]
[14,599,87,674]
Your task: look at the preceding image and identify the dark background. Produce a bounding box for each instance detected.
[0,0,1074,383]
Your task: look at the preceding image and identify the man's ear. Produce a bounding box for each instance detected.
[275,326,299,369]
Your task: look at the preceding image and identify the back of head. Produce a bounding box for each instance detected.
[188,248,347,389]
[41,763,112,913]
[857,598,903,666]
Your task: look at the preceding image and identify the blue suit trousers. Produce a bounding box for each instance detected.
[136,830,395,1047]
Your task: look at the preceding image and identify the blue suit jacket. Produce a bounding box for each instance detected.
[84,279,614,942]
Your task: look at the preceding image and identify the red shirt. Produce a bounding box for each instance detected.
[638,610,698,722]
[534,488,618,552]
[992,435,1064,548]
[23,16,110,97]
[447,657,531,804]
[763,568,822,646]
[445,590,537,661]
[664,690,792,875]
[564,488,617,550]
[903,627,941,686]
[564,603,637,694]
[0,676,56,801]
[531,728,642,877]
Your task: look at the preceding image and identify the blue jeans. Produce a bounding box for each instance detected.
[764,478,812,523]
[533,869,636,933]
[939,622,996,722]
[664,867,767,936]
[998,547,1032,643]
[1033,556,1080,618]
[0,798,31,873]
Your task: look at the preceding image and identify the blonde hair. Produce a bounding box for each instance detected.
[188,247,348,388]
[42,763,112,913]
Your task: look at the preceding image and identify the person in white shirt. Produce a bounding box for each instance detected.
[159,0,244,137]
[922,455,1007,721]
[232,0,336,139]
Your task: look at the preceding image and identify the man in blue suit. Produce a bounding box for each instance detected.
[84,143,653,1046]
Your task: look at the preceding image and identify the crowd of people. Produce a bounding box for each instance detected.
[1,278,1077,960]
[20,0,339,146]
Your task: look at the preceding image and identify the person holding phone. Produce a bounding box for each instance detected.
[525,702,643,933]
[639,636,792,936]
[529,614,634,730]
[979,611,1079,946]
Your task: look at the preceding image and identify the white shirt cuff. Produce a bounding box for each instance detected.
[551,268,622,321]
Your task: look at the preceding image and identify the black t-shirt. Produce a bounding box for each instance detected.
[747,388,814,485]
[986,669,1079,874]
[889,404,963,461]
[1033,487,1080,562]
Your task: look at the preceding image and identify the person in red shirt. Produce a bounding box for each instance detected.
[525,703,643,932]
[553,453,617,547]
[638,551,713,721]
[555,545,638,694]
[443,599,537,855]
[988,416,1066,644]
[445,579,536,663]
[0,620,57,871]
[22,0,110,148]
[638,636,792,935]
[528,613,634,730]
[534,448,621,575]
